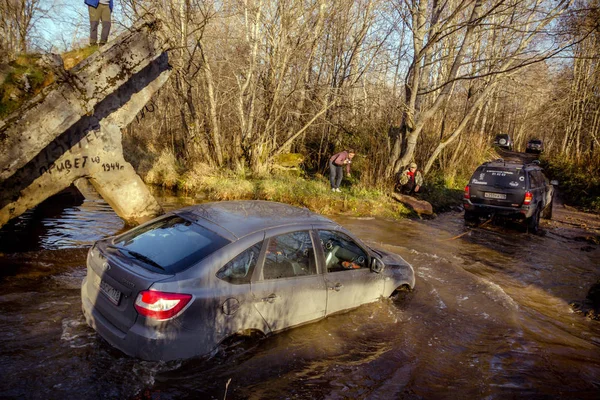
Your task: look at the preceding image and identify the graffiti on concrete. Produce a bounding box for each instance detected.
[0,17,172,228]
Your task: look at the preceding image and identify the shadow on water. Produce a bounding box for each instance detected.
[0,185,123,255]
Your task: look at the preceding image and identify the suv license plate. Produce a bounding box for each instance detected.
[94,275,122,305]
[484,192,507,199]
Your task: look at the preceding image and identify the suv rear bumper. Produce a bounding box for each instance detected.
[464,201,534,219]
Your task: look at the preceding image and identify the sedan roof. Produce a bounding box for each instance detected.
[176,200,334,240]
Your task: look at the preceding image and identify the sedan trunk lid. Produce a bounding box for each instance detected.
[84,242,174,334]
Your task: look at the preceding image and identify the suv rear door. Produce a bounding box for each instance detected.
[469,166,527,207]
[528,170,550,210]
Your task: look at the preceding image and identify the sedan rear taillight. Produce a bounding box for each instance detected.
[135,290,192,320]
[464,185,471,199]
[523,191,533,205]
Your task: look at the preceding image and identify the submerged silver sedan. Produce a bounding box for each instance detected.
[81,201,415,361]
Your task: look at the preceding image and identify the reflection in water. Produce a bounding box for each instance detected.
[0,194,599,399]
[0,192,123,253]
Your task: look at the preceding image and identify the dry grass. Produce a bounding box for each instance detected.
[179,164,255,200]
[62,46,99,70]
[171,168,411,219]
[128,150,411,219]
[137,149,181,188]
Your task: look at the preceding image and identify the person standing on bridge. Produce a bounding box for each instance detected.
[329,149,355,192]
[85,0,113,46]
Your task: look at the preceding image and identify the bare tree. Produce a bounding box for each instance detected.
[0,0,54,58]
[386,0,573,178]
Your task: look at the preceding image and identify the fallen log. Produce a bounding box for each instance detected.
[391,192,434,216]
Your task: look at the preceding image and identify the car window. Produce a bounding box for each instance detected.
[112,216,230,274]
[528,171,542,188]
[317,230,368,273]
[470,167,526,190]
[533,171,547,187]
[216,241,263,284]
[262,231,317,280]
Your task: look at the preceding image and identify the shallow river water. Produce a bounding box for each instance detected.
[0,193,599,399]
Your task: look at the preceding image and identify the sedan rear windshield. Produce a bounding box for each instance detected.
[470,167,526,190]
[111,215,230,274]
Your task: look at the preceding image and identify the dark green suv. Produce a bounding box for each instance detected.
[463,160,556,233]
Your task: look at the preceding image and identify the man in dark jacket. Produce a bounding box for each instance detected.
[329,149,355,192]
[85,0,114,46]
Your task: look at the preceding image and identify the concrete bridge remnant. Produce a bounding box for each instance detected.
[0,18,172,229]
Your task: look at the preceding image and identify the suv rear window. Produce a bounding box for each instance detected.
[470,167,526,190]
[112,215,230,274]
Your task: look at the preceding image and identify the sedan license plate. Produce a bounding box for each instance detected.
[94,275,121,305]
[484,192,507,200]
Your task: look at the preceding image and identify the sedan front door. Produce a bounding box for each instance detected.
[316,230,385,315]
[251,230,327,333]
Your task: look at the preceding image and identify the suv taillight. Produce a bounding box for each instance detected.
[464,185,470,199]
[523,191,533,205]
[135,290,192,320]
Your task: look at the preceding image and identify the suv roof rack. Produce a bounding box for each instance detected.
[482,158,542,169]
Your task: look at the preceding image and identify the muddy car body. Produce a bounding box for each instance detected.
[526,139,544,154]
[81,201,415,361]
[463,160,555,232]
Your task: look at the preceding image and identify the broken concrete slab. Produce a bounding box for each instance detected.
[0,17,171,228]
[0,18,168,182]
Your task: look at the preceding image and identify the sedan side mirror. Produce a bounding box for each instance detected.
[370,257,384,273]
[550,180,559,186]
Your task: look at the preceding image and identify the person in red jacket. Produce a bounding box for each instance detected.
[397,162,424,195]
[329,149,355,192]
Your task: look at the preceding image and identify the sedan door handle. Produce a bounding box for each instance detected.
[329,283,343,292]
[262,293,278,303]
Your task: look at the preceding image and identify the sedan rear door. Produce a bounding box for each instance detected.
[251,230,327,333]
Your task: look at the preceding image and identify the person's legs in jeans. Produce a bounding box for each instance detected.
[334,166,343,190]
[89,6,100,45]
[329,162,337,189]
[98,4,112,45]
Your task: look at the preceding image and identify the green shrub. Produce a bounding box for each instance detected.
[542,156,600,212]
[419,172,466,212]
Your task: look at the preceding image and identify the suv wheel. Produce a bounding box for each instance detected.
[526,208,541,234]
